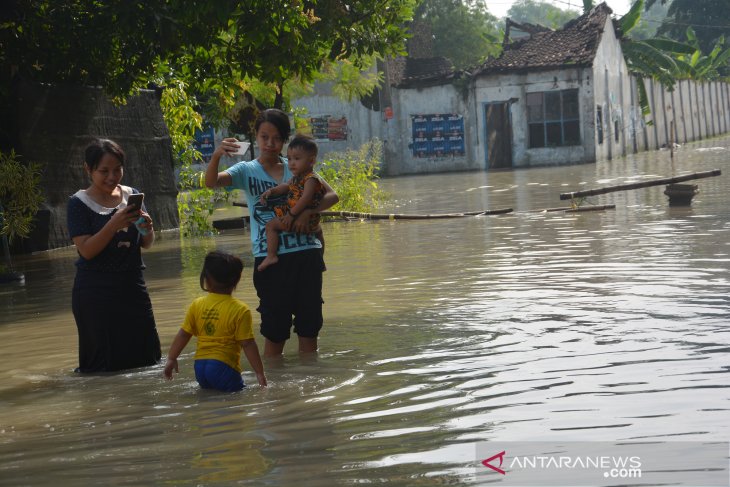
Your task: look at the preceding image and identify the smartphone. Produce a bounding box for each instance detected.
[231,141,250,156]
[126,193,144,212]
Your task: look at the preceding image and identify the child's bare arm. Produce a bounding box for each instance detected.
[259,182,290,204]
[291,177,338,234]
[241,338,267,386]
[287,177,320,219]
[164,329,193,380]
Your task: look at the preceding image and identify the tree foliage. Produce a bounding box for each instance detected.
[0,150,43,242]
[506,0,578,29]
[0,0,415,117]
[1,1,414,237]
[414,0,502,70]
[0,1,232,100]
[647,0,730,58]
[615,0,730,122]
[626,0,669,40]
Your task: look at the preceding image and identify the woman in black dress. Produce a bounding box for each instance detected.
[67,139,160,372]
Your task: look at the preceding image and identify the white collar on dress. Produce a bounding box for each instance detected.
[72,185,135,215]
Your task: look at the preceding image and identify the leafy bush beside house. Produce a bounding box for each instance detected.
[318,139,388,214]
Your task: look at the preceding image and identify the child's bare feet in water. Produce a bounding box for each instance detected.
[257,255,278,272]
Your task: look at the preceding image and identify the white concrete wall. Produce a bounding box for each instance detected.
[385,83,478,175]
[473,67,594,168]
[293,31,730,176]
[292,81,383,161]
[591,16,634,161]
[632,78,730,151]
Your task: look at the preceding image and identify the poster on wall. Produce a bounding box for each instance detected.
[307,116,349,141]
[411,114,465,157]
[193,126,216,163]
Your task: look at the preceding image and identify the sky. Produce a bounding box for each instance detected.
[486,0,633,19]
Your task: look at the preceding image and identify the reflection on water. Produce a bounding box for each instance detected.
[1,137,729,485]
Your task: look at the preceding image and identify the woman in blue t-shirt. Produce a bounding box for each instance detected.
[67,138,161,372]
[205,109,339,357]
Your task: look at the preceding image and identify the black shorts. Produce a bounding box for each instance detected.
[253,249,325,343]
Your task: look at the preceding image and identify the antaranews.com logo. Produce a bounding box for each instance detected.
[476,441,728,486]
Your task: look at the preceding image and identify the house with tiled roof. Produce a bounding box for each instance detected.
[472,2,631,168]
[293,3,633,174]
[293,2,730,175]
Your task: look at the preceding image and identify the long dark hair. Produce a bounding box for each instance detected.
[84,138,125,170]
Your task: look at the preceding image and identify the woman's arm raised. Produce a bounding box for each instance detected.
[204,138,240,188]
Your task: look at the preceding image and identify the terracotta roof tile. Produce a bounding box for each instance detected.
[391,56,457,88]
[476,2,614,75]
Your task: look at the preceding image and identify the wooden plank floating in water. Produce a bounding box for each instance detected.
[319,208,513,220]
[559,169,722,200]
[533,204,616,213]
[217,203,615,229]
[232,202,513,219]
[228,202,613,223]
[214,203,610,230]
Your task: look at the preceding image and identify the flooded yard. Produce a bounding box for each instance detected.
[1,136,729,486]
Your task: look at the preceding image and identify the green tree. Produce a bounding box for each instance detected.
[0,1,232,101]
[414,0,502,70]
[627,0,669,40]
[616,0,730,121]
[506,0,578,29]
[0,150,42,242]
[648,0,730,58]
[671,28,730,81]
[0,1,415,126]
[1,1,416,236]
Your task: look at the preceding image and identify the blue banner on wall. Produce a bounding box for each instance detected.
[193,126,216,163]
[411,114,464,157]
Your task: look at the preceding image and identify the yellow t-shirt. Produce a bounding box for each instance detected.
[182,293,254,372]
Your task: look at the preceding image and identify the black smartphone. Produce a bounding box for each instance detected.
[126,193,144,212]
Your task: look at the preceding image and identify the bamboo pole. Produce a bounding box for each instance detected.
[529,204,616,213]
[559,169,722,200]
[321,208,513,220]
[231,202,513,219]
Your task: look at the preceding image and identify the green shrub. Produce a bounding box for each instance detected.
[159,79,229,237]
[318,139,388,213]
[0,150,44,242]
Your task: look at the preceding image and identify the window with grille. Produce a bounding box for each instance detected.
[527,89,580,148]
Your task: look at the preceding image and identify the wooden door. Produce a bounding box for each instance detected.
[485,102,513,169]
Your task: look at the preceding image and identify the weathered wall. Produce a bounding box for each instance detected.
[473,67,595,168]
[292,17,730,176]
[291,81,382,162]
[293,78,479,176]
[591,16,634,162]
[386,83,478,175]
[630,78,730,152]
[10,80,179,251]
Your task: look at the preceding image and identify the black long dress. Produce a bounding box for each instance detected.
[67,187,161,372]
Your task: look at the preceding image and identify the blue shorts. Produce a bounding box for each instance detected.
[194,359,244,392]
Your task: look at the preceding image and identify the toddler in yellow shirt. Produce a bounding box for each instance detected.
[164,251,267,391]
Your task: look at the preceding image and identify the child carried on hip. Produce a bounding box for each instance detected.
[258,135,326,272]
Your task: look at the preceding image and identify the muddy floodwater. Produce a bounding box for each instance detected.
[1,137,729,486]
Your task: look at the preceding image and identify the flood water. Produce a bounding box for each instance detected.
[1,137,729,486]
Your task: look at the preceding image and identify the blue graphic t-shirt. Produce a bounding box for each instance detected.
[226,159,322,258]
